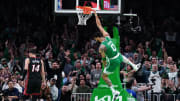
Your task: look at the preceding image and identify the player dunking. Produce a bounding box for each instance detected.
[93,11,141,100]
[22,48,46,101]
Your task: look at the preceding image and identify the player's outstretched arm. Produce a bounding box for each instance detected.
[94,11,110,37]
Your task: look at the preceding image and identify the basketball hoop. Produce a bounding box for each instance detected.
[76,6,94,25]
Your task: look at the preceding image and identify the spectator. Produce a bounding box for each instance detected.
[3,80,19,101]
[0,5,179,101]
[45,51,54,69]
[72,59,85,76]
[49,78,58,101]
[142,61,151,83]
[12,59,22,74]
[85,74,93,88]
[64,57,73,77]
[164,56,174,73]
[120,64,136,82]
[11,77,23,94]
[147,64,165,93]
[151,57,158,64]
[133,52,141,64]
[60,78,75,101]
[124,45,134,58]
[76,79,91,93]
[91,62,101,88]
[126,78,137,98]
[168,63,178,87]
[46,60,63,89]
[68,76,78,93]
[131,78,152,101]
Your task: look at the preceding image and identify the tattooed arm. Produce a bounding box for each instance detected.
[99,45,107,66]
[94,11,110,37]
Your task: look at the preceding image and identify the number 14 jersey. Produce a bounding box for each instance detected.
[28,57,42,80]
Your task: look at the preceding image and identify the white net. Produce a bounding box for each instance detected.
[77,9,92,25]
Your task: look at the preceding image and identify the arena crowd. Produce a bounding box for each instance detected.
[0,2,180,100]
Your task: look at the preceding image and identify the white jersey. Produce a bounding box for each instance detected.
[168,72,178,87]
[148,71,161,93]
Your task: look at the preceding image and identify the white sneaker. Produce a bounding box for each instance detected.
[112,90,120,101]
[134,63,141,71]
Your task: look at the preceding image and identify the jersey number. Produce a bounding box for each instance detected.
[111,44,116,51]
[32,65,40,72]
[108,41,117,51]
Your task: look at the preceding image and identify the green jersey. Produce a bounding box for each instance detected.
[101,36,123,74]
[101,36,118,59]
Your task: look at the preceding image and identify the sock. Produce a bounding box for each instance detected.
[122,55,137,70]
[110,86,115,93]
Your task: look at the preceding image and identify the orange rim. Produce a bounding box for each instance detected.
[76,6,94,14]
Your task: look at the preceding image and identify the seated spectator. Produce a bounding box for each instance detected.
[49,78,58,101]
[76,79,91,93]
[3,80,19,101]
[11,75,23,94]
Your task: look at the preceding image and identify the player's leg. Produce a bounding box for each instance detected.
[122,55,141,71]
[32,95,38,101]
[102,72,112,86]
[103,66,120,93]
[31,79,41,101]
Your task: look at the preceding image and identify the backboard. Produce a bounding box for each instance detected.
[54,0,121,14]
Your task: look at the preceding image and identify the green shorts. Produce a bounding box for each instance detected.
[103,53,123,75]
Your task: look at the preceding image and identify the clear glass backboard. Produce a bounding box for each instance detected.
[54,0,121,14]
